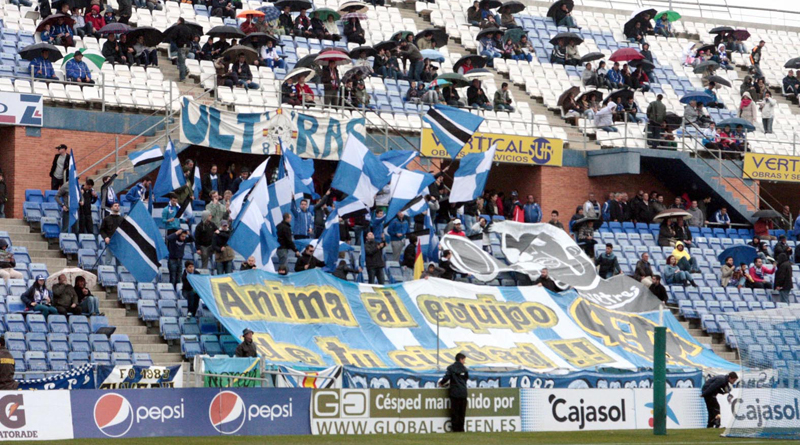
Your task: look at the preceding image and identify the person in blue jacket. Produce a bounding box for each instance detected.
[31,49,57,80]
[162,193,182,237]
[387,211,409,263]
[291,198,314,240]
[370,208,386,242]
[523,194,542,223]
[124,179,151,204]
[65,51,93,84]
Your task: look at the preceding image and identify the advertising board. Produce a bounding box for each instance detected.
[0,391,73,441]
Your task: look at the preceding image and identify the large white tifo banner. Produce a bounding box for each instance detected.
[520,388,707,432]
[179,98,365,160]
[0,391,73,440]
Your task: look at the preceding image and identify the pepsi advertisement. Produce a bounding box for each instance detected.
[69,388,311,439]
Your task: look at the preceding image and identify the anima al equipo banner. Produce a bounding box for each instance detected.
[187,268,735,372]
[420,128,563,166]
[180,98,365,159]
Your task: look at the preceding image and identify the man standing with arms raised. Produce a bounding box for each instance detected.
[440,352,469,432]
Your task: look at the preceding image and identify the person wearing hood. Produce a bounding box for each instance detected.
[21,275,58,317]
[738,92,757,125]
[74,275,100,316]
[672,241,700,273]
[663,254,696,286]
[594,102,618,132]
[774,253,793,303]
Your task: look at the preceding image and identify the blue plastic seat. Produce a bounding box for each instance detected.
[47,314,69,333]
[47,332,69,352]
[198,317,218,335]
[47,351,69,372]
[25,351,48,372]
[112,352,133,366]
[25,313,47,333]
[89,315,109,333]
[91,351,112,366]
[41,217,60,239]
[111,334,133,353]
[133,352,154,366]
[69,315,90,334]
[138,300,159,321]
[25,332,47,351]
[68,351,90,367]
[160,316,181,340]
[117,282,139,304]
[157,283,177,300]
[138,283,158,300]
[59,233,80,255]
[25,189,44,203]
[23,202,42,222]
[69,333,90,352]
[181,335,202,358]
[4,313,26,332]
[158,300,180,318]
[179,317,201,335]
[98,265,118,287]
[201,334,223,356]
[90,333,111,352]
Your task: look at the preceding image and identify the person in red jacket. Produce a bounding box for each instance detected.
[85,5,106,39]
[447,219,466,237]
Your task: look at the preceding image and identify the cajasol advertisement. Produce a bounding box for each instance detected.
[310,388,520,435]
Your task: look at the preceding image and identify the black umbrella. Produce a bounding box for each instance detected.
[222,45,259,65]
[784,57,800,69]
[126,27,164,47]
[707,75,731,88]
[98,23,131,34]
[664,112,682,130]
[709,26,734,34]
[629,58,655,70]
[36,14,74,32]
[695,43,716,55]
[479,0,502,9]
[162,21,202,42]
[391,30,414,42]
[241,32,278,48]
[18,43,62,62]
[753,209,782,219]
[343,65,371,82]
[295,52,320,69]
[415,28,448,49]
[477,27,503,41]
[576,90,603,103]
[572,216,599,228]
[500,0,525,14]
[349,46,376,59]
[557,86,580,107]
[579,52,605,63]
[207,25,246,39]
[693,60,719,74]
[547,0,573,18]
[623,18,644,37]
[274,0,313,12]
[549,31,583,46]
[453,54,487,72]
[374,40,398,52]
[630,7,656,21]
[603,88,634,104]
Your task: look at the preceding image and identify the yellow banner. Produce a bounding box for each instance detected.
[420,128,563,166]
[743,153,800,182]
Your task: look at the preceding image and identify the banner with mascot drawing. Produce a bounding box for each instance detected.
[188,223,735,372]
[179,98,365,159]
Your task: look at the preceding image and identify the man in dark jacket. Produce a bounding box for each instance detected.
[201,164,220,201]
[194,211,217,269]
[649,274,668,303]
[49,144,70,190]
[102,33,128,65]
[0,337,18,390]
[596,243,621,279]
[401,234,418,269]
[295,245,318,272]
[332,259,360,281]
[277,213,298,268]
[532,268,561,292]
[313,190,332,237]
[439,249,456,280]
[99,202,123,264]
[321,61,341,105]
[182,260,200,316]
[78,179,97,234]
[364,231,386,284]
[774,252,793,303]
[773,235,792,261]
[172,17,194,81]
[701,372,738,428]
[53,273,81,315]
[440,352,469,432]
[167,229,195,289]
[230,53,258,89]
[634,252,655,286]
[235,328,258,357]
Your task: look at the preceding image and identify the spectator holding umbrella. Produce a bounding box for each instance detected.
[551,1,578,28]
[29,48,58,80]
[654,13,673,37]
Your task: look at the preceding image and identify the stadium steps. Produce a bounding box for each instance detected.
[0,219,67,269]
[401,2,601,150]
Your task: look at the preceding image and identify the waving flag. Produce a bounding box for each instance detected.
[413,238,424,279]
[282,148,316,200]
[108,201,168,283]
[313,196,368,270]
[228,176,259,220]
[193,166,201,199]
[153,140,185,198]
[67,150,79,231]
[267,176,294,229]
[228,199,278,272]
[128,145,164,167]
[449,144,497,205]
[331,135,390,207]
[379,150,418,172]
[423,105,485,158]
[385,169,436,222]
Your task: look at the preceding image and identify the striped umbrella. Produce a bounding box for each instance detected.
[338,0,368,13]
[314,50,351,66]
[61,49,105,71]
[342,12,367,20]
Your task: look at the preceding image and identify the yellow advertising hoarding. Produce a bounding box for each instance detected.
[743,153,800,182]
[420,128,563,166]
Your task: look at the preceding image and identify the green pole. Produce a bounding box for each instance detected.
[653,326,667,436]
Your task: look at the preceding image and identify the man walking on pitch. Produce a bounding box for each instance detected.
[440,352,469,432]
[701,371,737,428]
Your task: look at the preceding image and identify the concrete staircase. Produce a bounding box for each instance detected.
[674,308,739,364]
[1,218,185,367]
[396,2,601,150]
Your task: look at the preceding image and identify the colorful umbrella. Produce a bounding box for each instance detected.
[207,25,246,39]
[654,10,681,22]
[342,12,367,20]
[284,67,317,84]
[46,268,98,290]
[18,43,62,62]
[97,23,131,34]
[717,245,757,266]
[420,49,444,63]
[609,48,643,62]
[61,49,105,71]
[425,78,450,90]
[310,8,340,21]
[338,0,368,13]
[237,9,265,18]
[315,50,352,66]
[257,5,281,21]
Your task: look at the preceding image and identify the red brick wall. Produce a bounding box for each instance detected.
[3,127,146,218]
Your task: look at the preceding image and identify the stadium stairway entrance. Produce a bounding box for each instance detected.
[398,3,601,151]
[6,218,186,368]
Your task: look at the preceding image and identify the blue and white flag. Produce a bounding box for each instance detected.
[331,135,390,207]
[128,145,164,167]
[228,176,259,220]
[67,149,79,231]
[282,148,316,200]
[108,201,168,283]
[153,140,185,198]
[193,166,201,199]
[385,169,435,222]
[423,104,485,158]
[313,196,368,270]
[228,199,278,272]
[380,150,418,173]
[449,144,497,205]
[267,176,294,229]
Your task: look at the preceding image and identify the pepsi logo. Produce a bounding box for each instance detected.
[94,393,134,438]
[209,391,246,434]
